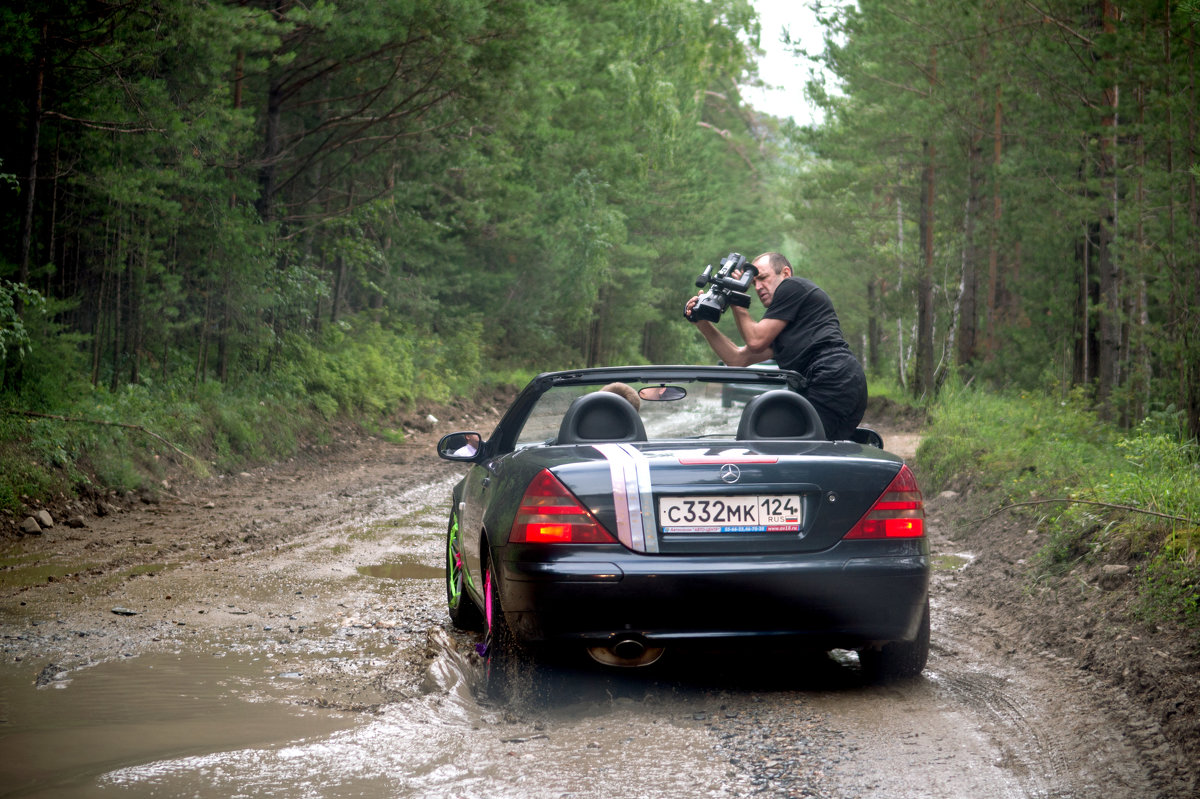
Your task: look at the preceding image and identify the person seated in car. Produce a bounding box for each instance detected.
[599,381,640,410]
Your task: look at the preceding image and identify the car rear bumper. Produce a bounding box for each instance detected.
[496,540,929,650]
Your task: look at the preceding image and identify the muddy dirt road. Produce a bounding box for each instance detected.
[0,424,1193,798]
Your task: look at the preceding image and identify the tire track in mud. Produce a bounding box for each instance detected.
[797,604,1160,799]
[929,669,1068,793]
[932,601,1187,799]
[927,627,1082,798]
[929,587,1079,796]
[920,557,1162,799]
[792,496,1164,799]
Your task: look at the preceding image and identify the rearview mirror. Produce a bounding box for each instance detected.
[639,385,686,402]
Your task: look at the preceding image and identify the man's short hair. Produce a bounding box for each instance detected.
[600,382,640,410]
[754,252,792,275]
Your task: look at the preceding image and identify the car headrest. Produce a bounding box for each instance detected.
[557,391,647,445]
[736,389,826,441]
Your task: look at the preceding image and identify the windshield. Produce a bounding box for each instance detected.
[514,379,772,447]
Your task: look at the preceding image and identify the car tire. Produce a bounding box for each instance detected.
[445,510,482,631]
[483,556,521,700]
[858,599,930,683]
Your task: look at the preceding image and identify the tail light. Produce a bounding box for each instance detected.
[844,465,924,539]
[509,469,617,544]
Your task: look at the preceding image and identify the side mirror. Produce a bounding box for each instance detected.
[437,431,483,461]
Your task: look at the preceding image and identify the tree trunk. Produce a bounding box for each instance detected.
[18,23,48,314]
[867,277,880,376]
[217,270,231,383]
[258,35,284,222]
[92,266,107,388]
[586,314,602,368]
[894,189,907,390]
[916,136,936,399]
[110,231,122,393]
[196,280,212,386]
[985,84,1003,360]
[1125,81,1150,425]
[128,242,141,386]
[1094,0,1122,417]
[331,253,346,324]
[231,49,245,208]
[1187,30,1200,441]
[958,130,982,369]
[1074,221,1100,388]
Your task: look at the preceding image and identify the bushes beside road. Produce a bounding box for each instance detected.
[916,384,1200,633]
[0,312,488,524]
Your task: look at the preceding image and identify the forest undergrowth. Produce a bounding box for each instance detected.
[916,383,1200,637]
[0,310,527,529]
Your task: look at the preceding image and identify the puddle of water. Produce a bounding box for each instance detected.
[0,561,102,591]
[932,552,976,571]
[98,631,737,799]
[358,561,442,580]
[119,562,179,579]
[0,652,358,798]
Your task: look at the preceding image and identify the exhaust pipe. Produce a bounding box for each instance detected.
[586,635,664,668]
[612,637,646,660]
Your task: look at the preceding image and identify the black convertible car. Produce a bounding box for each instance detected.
[437,365,928,688]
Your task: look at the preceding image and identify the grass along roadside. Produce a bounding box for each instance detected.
[0,374,520,538]
[915,383,1200,634]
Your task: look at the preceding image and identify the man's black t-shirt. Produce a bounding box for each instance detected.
[761,277,850,373]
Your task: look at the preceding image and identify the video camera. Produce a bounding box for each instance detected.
[685,252,757,323]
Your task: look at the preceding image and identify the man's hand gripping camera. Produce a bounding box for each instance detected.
[685,252,758,323]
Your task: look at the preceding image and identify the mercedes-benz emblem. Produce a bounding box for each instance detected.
[720,463,741,484]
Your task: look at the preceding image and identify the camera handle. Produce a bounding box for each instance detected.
[727,291,752,309]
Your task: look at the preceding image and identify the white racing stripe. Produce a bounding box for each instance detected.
[594,444,659,553]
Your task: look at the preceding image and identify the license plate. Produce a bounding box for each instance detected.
[658,495,802,533]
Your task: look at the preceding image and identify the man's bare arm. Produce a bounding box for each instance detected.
[730,305,788,352]
[695,319,774,366]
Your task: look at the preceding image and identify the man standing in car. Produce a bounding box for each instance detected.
[686,251,867,440]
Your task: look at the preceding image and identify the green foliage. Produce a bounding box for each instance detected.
[1,0,788,419]
[916,382,1117,498]
[278,313,484,419]
[1,292,89,405]
[865,377,923,410]
[5,0,1195,588]
[0,413,75,514]
[0,279,43,363]
[1109,416,1200,521]
[0,304,492,508]
[185,380,300,470]
[919,385,1200,628]
[1139,552,1200,630]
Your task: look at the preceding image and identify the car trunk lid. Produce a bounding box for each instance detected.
[550,442,905,555]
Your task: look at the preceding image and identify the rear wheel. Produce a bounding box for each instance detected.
[482,558,521,700]
[445,511,482,631]
[859,599,930,683]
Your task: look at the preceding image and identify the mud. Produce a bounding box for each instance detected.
[0,415,1196,798]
